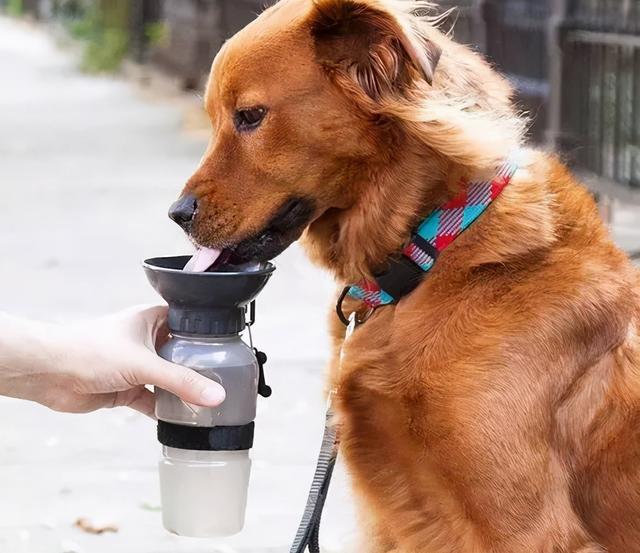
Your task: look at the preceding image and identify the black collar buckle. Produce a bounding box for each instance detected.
[336,252,426,327]
[373,254,425,303]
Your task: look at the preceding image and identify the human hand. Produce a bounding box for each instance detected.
[0,306,226,417]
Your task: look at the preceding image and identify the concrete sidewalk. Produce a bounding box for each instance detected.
[0,16,354,553]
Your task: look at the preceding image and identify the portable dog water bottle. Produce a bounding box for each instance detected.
[143,256,274,537]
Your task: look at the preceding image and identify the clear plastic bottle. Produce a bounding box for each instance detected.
[143,256,274,538]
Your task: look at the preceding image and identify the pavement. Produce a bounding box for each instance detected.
[1,13,640,553]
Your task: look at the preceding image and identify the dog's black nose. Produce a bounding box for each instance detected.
[169,195,197,229]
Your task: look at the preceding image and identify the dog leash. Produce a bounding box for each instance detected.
[289,314,360,553]
[288,406,338,553]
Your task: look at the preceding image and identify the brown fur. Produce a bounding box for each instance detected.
[176,0,640,550]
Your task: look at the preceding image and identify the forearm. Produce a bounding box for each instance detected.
[0,312,66,403]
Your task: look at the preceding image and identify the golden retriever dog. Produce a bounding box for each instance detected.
[167,0,640,550]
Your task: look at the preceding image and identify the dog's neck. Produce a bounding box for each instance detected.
[303,146,557,285]
[303,145,465,282]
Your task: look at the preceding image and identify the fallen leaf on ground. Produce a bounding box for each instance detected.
[73,518,118,535]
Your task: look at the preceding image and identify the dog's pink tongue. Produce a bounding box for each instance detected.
[183,247,222,273]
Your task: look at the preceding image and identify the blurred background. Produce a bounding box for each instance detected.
[0,0,639,552]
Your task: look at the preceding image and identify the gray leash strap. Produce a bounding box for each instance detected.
[289,406,339,553]
[290,313,358,553]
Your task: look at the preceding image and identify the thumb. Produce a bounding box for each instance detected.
[136,355,226,407]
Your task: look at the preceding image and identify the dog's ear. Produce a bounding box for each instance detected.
[310,0,441,101]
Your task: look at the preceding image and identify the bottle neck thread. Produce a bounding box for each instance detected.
[167,305,246,336]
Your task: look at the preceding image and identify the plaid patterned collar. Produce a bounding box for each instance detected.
[339,153,521,321]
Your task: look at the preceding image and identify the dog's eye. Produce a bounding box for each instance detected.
[234,107,267,131]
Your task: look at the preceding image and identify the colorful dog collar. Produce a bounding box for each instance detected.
[340,153,521,319]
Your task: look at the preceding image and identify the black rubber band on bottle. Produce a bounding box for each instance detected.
[157,421,255,451]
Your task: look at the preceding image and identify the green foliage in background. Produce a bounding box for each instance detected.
[66,0,130,73]
[80,27,128,73]
[145,21,169,49]
[6,0,23,16]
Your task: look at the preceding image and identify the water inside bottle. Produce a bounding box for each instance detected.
[160,448,251,537]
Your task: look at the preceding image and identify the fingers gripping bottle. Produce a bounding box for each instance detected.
[143,256,274,537]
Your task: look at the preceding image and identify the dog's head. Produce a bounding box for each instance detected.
[170,0,520,268]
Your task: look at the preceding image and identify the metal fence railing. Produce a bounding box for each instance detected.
[566,0,640,34]
[483,0,550,142]
[443,0,640,201]
[559,0,640,198]
[436,0,477,47]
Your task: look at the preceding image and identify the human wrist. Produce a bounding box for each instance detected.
[0,312,67,402]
